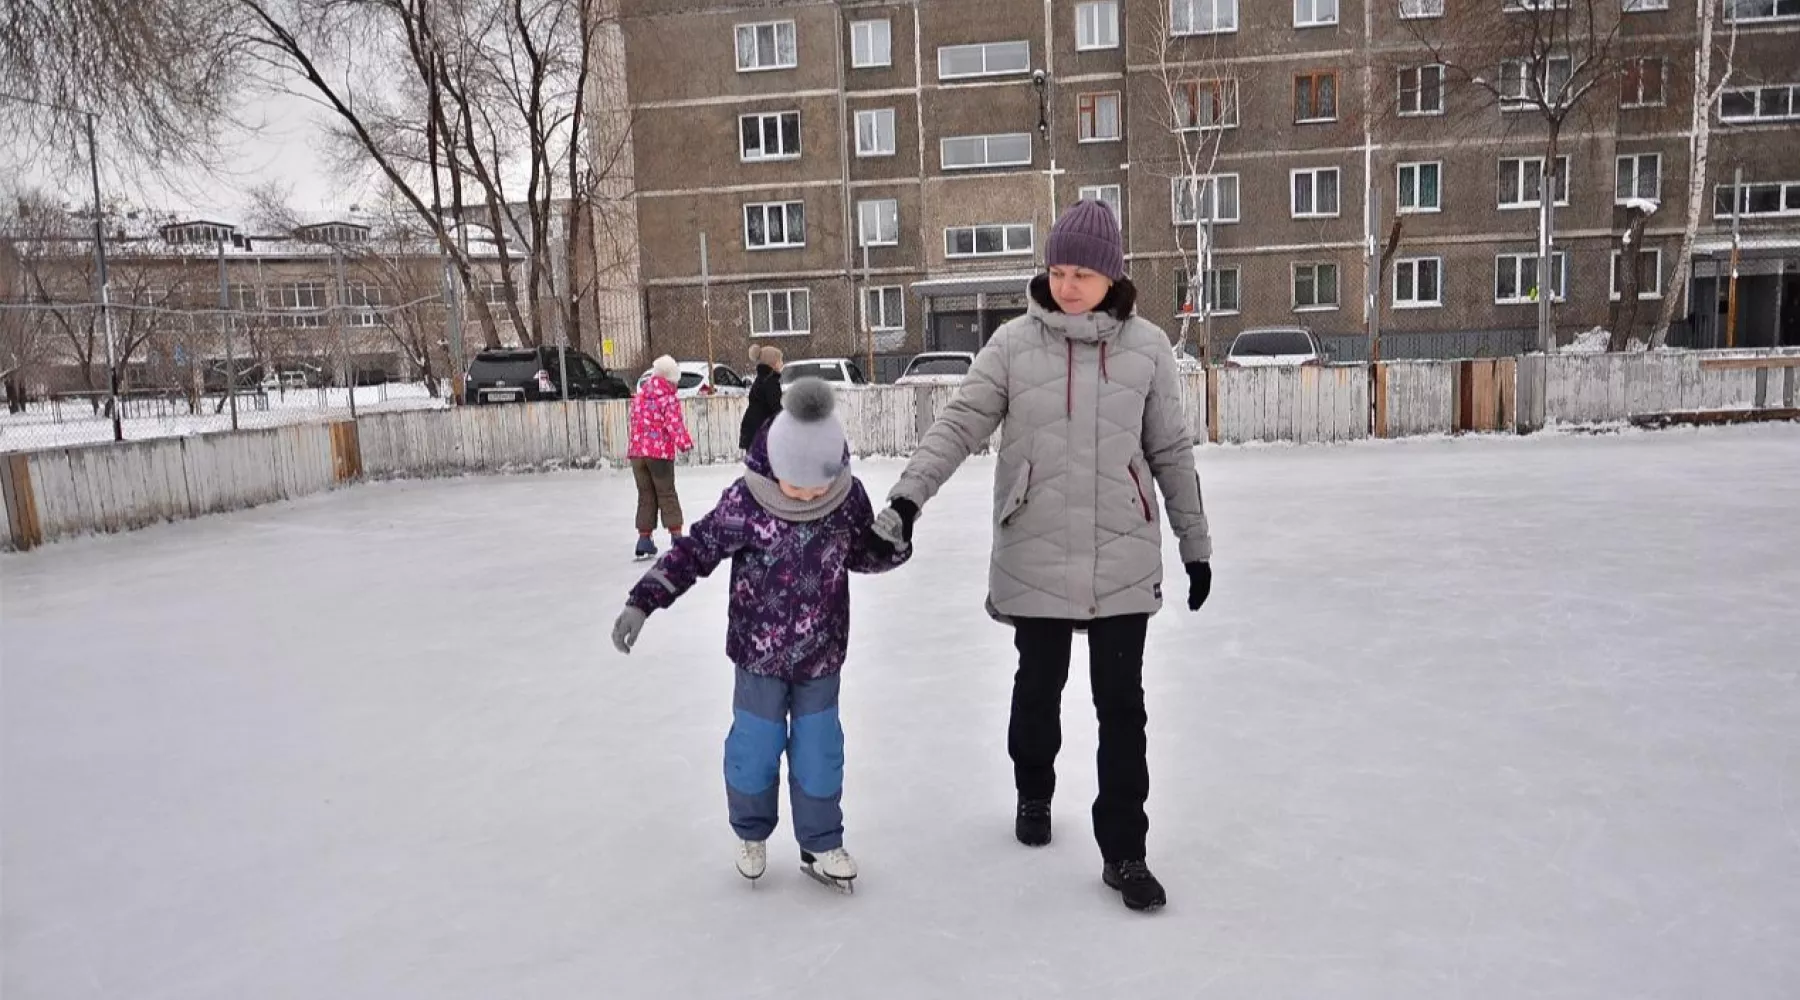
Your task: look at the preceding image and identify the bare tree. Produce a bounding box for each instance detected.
[1652,0,1738,348]
[1608,200,1655,349]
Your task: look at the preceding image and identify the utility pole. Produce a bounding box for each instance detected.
[700,233,714,378]
[218,238,237,430]
[1726,164,1742,349]
[333,249,357,419]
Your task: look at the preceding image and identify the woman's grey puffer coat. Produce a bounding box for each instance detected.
[889,281,1212,622]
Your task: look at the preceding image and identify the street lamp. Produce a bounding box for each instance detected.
[0,93,123,440]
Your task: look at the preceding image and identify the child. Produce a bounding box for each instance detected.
[628,355,694,560]
[610,378,909,889]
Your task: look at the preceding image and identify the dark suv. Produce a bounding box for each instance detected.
[465,347,632,404]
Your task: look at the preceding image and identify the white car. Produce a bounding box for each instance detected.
[781,358,871,387]
[1223,328,1328,368]
[894,352,976,387]
[637,361,749,398]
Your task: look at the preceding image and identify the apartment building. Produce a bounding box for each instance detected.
[609,0,1800,371]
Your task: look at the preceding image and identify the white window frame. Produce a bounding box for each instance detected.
[1714,180,1800,218]
[1171,0,1239,35]
[1610,248,1664,299]
[937,41,1031,81]
[1400,0,1445,15]
[1079,184,1123,221]
[1077,2,1120,49]
[940,133,1033,170]
[1505,0,1570,10]
[855,108,897,157]
[1078,92,1122,143]
[1393,257,1444,309]
[738,111,801,162]
[1501,57,1573,110]
[1621,57,1667,108]
[735,20,798,73]
[851,19,891,69]
[1174,79,1240,130]
[1616,153,1661,204]
[944,224,1036,259]
[1494,252,1568,304]
[857,198,899,247]
[1398,64,1445,116]
[863,285,905,331]
[1292,262,1340,311]
[1203,266,1242,315]
[1726,0,1800,22]
[1397,161,1443,214]
[1171,174,1241,225]
[1498,155,1571,209]
[1623,0,1669,9]
[1720,84,1800,123]
[748,288,811,337]
[743,201,807,250]
[1290,167,1341,219]
[1295,0,1339,27]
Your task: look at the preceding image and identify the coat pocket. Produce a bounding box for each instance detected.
[1126,458,1157,524]
[998,461,1032,526]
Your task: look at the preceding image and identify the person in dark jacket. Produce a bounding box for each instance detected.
[739,345,785,450]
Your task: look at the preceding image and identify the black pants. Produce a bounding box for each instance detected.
[1009,614,1151,863]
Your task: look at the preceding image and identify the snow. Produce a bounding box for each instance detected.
[6,428,1800,998]
[1562,327,1613,353]
[1620,197,1661,217]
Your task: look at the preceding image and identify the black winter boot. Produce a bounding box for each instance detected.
[1015,797,1053,847]
[1102,859,1167,911]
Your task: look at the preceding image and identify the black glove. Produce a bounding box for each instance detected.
[872,497,919,547]
[1185,561,1212,611]
[861,525,901,561]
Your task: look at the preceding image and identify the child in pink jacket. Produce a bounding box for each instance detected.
[628,355,694,559]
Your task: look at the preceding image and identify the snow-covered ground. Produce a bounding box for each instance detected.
[4,427,1799,999]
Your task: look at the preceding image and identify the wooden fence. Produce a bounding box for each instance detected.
[5,351,1796,550]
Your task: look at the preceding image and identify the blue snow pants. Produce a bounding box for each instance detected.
[723,668,844,852]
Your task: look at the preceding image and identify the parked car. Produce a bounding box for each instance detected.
[466,346,632,404]
[635,361,749,398]
[260,370,310,393]
[781,358,871,387]
[894,351,976,386]
[1223,327,1329,368]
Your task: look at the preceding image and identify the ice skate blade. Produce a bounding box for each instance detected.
[800,865,856,894]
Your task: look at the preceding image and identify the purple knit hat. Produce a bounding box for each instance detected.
[1044,199,1124,280]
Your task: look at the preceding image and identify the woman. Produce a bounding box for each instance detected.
[628,354,694,560]
[740,344,785,450]
[872,200,1213,912]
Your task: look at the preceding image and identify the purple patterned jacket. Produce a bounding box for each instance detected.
[625,431,909,681]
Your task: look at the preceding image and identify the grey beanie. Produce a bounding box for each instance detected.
[766,377,849,488]
[1044,199,1125,280]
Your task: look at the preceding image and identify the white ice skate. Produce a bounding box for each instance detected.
[799,847,857,893]
[736,840,767,881]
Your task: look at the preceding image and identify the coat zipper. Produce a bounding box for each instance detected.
[1127,463,1152,522]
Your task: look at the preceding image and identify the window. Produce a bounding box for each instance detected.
[941,133,1033,170]
[1079,184,1123,220]
[736,21,797,72]
[1398,161,1442,213]
[744,201,806,249]
[1172,0,1239,34]
[1174,79,1239,129]
[1078,93,1122,142]
[227,283,259,311]
[1293,263,1339,309]
[1077,2,1120,48]
[749,289,811,336]
[938,41,1030,80]
[1291,167,1341,218]
[1172,174,1241,224]
[1611,249,1663,299]
[1505,0,1569,9]
[1501,57,1573,109]
[1727,0,1800,20]
[1295,71,1338,122]
[1295,0,1338,26]
[1720,84,1800,123]
[1498,156,1570,208]
[1178,267,1241,315]
[273,281,328,327]
[1399,65,1445,115]
[1494,252,1567,303]
[739,111,801,161]
[863,286,904,330]
[855,109,897,156]
[945,224,1035,258]
[1400,0,1444,14]
[1713,180,1800,218]
[344,283,384,327]
[858,199,899,247]
[1616,154,1661,203]
[1393,257,1443,308]
[851,19,891,68]
[481,281,514,306]
[1623,0,1669,10]
[1622,57,1666,107]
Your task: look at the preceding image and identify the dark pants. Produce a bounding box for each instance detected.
[630,457,682,534]
[1009,614,1151,863]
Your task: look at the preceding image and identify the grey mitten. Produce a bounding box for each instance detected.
[872,498,918,548]
[612,606,648,655]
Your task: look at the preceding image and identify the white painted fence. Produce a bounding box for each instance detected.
[1214,365,1370,445]
[1380,361,1458,437]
